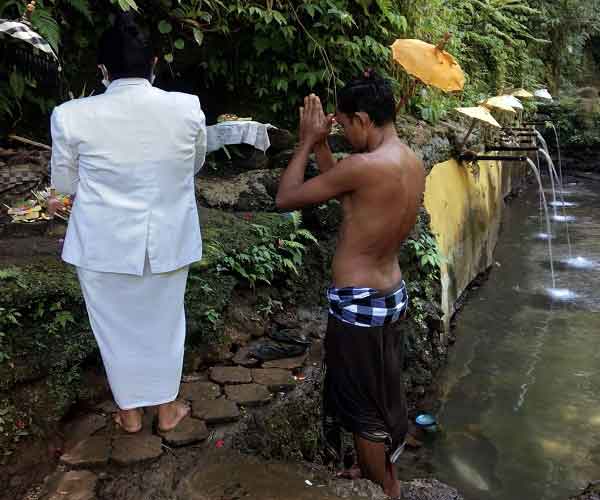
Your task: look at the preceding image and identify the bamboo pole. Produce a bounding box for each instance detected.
[8,134,51,151]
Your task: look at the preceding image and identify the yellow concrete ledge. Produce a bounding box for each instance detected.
[424,158,527,329]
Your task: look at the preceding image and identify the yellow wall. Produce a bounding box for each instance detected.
[424,159,527,330]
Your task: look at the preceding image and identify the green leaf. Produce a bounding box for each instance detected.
[158,20,173,34]
[174,38,185,50]
[164,53,174,63]
[193,28,204,46]
[116,0,138,12]
[30,9,60,53]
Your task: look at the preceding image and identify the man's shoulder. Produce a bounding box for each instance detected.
[151,88,200,108]
[53,93,106,116]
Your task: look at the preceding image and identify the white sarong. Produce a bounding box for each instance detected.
[77,258,189,410]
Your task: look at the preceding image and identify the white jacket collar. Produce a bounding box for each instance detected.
[106,78,151,93]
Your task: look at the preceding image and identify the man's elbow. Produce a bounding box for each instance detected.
[276,191,300,210]
[275,193,291,210]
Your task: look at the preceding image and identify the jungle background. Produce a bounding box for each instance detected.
[1,0,600,137]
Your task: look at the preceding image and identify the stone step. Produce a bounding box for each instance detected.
[42,470,98,500]
[180,381,221,401]
[192,398,241,425]
[251,368,296,392]
[59,436,111,468]
[225,384,271,407]
[210,366,252,385]
[111,435,163,466]
[159,418,209,447]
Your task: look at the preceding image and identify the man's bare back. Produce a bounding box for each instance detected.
[333,138,425,292]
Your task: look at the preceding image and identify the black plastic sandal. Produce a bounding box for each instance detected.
[250,341,307,361]
[269,328,312,346]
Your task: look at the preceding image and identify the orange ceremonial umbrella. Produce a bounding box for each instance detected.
[391,33,466,92]
[455,106,501,149]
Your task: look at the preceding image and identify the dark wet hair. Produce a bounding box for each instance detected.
[337,69,396,126]
[97,13,154,80]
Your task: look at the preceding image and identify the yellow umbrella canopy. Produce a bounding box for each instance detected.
[391,37,465,92]
[455,106,501,128]
[512,89,534,99]
[481,96,517,114]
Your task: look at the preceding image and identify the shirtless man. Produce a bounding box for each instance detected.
[276,71,425,499]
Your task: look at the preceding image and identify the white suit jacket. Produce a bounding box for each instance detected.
[50,78,206,276]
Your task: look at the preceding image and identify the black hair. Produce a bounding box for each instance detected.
[336,69,396,126]
[97,12,154,80]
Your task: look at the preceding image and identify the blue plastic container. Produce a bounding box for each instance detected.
[415,413,437,432]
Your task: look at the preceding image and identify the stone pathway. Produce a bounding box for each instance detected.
[40,349,310,500]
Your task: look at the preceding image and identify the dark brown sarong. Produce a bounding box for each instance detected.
[322,313,408,464]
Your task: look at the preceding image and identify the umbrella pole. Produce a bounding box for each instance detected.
[460,119,477,150]
[395,79,418,116]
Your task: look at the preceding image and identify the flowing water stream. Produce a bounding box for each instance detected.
[425,179,600,500]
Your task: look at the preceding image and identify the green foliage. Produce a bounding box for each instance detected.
[406,231,445,278]
[213,211,318,288]
[401,224,445,331]
[541,97,600,147]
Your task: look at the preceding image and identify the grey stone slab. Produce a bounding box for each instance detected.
[60,436,110,468]
[180,381,221,402]
[43,470,98,500]
[225,384,271,407]
[159,418,209,447]
[262,353,308,370]
[64,414,107,452]
[251,369,296,392]
[111,435,163,465]
[209,366,252,385]
[192,398,240,425]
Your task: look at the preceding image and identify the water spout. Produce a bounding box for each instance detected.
[538,149,573,257]
[526,159,555,288]
[548,123,564,188]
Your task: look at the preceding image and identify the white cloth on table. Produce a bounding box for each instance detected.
[77,256,189,410]
[206,121,273,154]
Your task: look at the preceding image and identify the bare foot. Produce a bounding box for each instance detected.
[157,400,190,432]
[337,464,363,480]
[114,409,143,433]
[384,479,402,499]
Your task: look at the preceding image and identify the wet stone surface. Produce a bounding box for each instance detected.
[210,366,253,385]
[193,398,241,424]
[225,384,272,407]
[111,435,163,466]
[251,368,296,392]
[400,479,464,500]
[180,381,221,402]
[159,418,209,447]
[63,414,107,451]
[42,470,98,500]
[59,436,111,468]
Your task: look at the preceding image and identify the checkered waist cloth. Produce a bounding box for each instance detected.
[326,281,408,328]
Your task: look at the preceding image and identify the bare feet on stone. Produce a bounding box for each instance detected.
[114,408,143,433]
[384,480,402,499]
[337,464,362,480]
[158,400,191,432]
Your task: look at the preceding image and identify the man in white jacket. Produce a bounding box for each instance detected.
[50,13,206,433]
